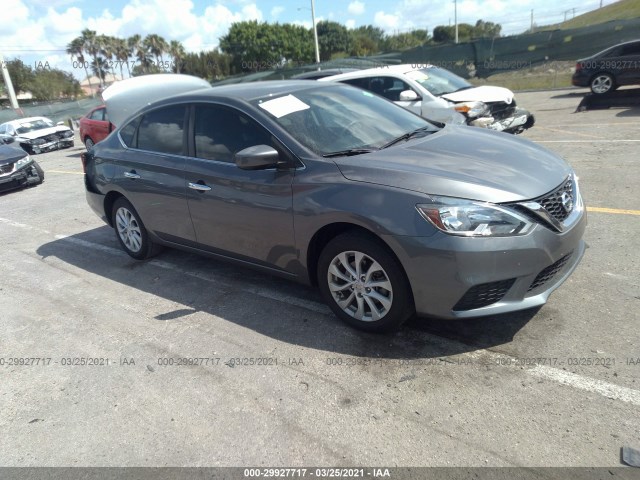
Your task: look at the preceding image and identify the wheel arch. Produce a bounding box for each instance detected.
[306,222,409,290]
[103,191,125,227]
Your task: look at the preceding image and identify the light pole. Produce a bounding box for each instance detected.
[454,0,458,44]
[311,0,320,63]
[0,52,20,112]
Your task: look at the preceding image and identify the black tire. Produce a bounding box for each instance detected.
[84,137,94,150]
[590,73,616,95]
[111,197,162,260]
[317,232,414,332]
[33,161,44,183]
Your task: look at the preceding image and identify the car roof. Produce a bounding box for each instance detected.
[184,79,339,101]
[318,64,429,82]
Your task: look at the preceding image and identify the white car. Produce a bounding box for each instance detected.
[319,64,535,134]
[0,116,75,154]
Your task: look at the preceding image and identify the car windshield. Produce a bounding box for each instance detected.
[16,119,54,134]
[252,84,435,156]
[406,67,472,97]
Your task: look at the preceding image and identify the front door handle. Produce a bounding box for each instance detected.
[124,171,140,179]
[188,182,212,192]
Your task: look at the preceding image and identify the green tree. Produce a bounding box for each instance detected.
[128,34,152,75]
[29,69,81,101]
[169,40,186,73]
[316,21,351,60]
[66,37,94,96]
[0,59,35,94]
[113,37,132,78]
[473,20,501,38]
[80,29,104,85]
[143,34,169,72]
[382,30,429,51]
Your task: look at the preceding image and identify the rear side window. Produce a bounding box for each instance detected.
[89,108,105,121]
[620,43,640,56]
[119,117,140,147]
[193,104,273,163]
[137,105,187,155]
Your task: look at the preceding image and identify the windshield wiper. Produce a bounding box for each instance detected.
[322,148,376,158]
[381,126,433,149]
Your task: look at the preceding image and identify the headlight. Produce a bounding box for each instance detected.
[60,130,74,138]
[27,138,46,145]
[454,101,489,118]
[417,197,534,237]
[15,155,32,169]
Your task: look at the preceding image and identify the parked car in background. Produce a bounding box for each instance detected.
[320,64,535,134]
[0,116,74,154]
[79,105,112,149]
[82,75,584,332]
[572,39,640,94]
[292,68,359,80]
[0,143,45,193]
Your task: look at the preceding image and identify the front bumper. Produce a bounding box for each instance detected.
[0,162,42,193]
[384,207,586,319]
[23,137,74,154]
[485,107,535,133]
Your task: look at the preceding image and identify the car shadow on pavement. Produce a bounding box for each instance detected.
[36,227,537,359]
[576,87,640,112]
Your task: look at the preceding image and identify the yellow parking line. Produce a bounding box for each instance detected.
[588,207,640,216]
[48,170,84,175]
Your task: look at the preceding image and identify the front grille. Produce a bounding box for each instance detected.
[0,163,14,175]
[527,252,573,292]
[487,100,516,120]
[43,134,58,142]
[536,178,574,222]
[453,278,516,311]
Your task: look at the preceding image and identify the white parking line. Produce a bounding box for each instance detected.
[1,216,639,407]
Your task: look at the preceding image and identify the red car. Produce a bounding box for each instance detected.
[79,105,112,149]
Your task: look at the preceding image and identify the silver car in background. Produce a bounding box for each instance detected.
[83,76,583,332]
[320,64,535,134]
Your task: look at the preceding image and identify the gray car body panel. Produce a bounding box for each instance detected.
[85,79,585,320]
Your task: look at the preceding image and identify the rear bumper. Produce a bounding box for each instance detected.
[86,184,109,224]
[383,207,586,319]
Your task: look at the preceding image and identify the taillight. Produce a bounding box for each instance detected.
[575,62,582,72]
[80,152,88,173]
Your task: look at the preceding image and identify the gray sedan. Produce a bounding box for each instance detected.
[82,77,585,332]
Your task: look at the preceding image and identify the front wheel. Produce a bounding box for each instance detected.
[111,197,162,260]
[590,73,615,94]
[317,232,414,332]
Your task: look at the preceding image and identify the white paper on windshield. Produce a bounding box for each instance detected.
[406,70,429,81]
[258,95,310,118]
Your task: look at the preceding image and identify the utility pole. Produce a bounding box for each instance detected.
[454,0,458,44]
[530,9,534,33]
[0,52,20,111]
[311,0,320,64]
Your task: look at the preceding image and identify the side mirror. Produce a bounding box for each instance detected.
[399,90,420,101]
[56,121,65,126]
[235,145,281,170]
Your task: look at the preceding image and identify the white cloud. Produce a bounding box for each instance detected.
[347,1,365,15]
[373,11,401,30]
[345,19,356,29]
[270,6,285,19]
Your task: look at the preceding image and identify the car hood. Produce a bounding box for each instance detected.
[103,74,211,126]
[0,144,28,164]
[16,126,71,140]
[441,85,514,104]
[333,125,572,203]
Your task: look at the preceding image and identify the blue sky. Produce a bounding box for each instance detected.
[3,0,612,78]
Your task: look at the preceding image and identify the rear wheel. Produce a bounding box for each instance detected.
[84,137,95,150]
[317,232,414,332]
[111,197,162,260]
[590,73,615,94]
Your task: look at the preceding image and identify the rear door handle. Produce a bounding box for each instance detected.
[124,171,140,179]
[188,182,212,192]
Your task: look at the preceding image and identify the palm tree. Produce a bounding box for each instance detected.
[81,29,104,86]
[169,40,186,73]
[66,36,94,97]
[143,34,169,71]
[98,35,117,81]
[114,38,132,78]
[128,34,152,74]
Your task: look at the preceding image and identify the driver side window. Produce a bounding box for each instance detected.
[193,105,273,163]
